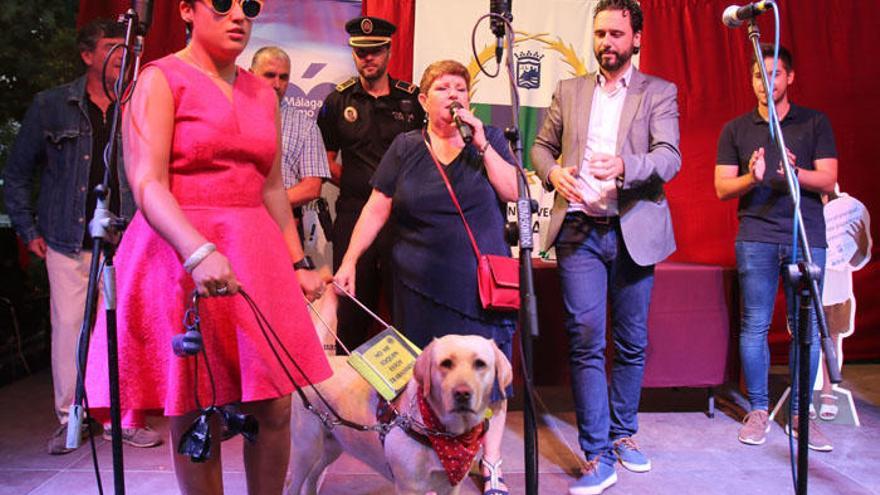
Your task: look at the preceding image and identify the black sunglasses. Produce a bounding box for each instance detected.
[208,0,263,19]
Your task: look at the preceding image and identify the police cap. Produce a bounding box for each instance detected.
[345,16,396,48]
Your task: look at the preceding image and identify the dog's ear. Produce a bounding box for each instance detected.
[493,341,513,398]
[413,339,435,398]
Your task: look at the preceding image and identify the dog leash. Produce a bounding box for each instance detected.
[175,290,377,435]
[330,280,391,326]
[178,288,458,441]
[305,280,394,357]
[305,283,466,441]
[237,289,381,434]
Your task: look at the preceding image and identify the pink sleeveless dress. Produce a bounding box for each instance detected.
[85,55,331,416]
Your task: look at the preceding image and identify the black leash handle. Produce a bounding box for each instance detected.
[176,288,442,436]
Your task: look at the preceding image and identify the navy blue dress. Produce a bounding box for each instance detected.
[371,126,517,373]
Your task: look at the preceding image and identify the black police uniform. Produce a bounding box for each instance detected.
[318,76,424,349]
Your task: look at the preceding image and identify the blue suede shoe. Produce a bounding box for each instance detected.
[569,454,617,495]
[613,437,651,473]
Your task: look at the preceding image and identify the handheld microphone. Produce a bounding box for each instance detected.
[722,1,772,28]
[132,0,154,36]
[489,0,512,64]
[450,102,473,145]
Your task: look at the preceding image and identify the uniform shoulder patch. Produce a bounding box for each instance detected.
[394,80,417,94]
[336,77,358,92]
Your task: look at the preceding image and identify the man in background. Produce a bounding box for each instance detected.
[3,19,160,454]
[318,17,424,350]
[715,43,837,452]
[250,46,330,241]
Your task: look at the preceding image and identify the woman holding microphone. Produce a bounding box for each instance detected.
[335,59,518,495]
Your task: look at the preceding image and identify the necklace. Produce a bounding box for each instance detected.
[181,49,235,83]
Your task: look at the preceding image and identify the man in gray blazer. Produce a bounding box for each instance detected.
[531,1,680,493]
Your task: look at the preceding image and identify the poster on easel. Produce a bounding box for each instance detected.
[769,189,871,426]
[813,191,872,426]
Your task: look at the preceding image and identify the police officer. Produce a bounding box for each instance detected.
[318,16,424,349]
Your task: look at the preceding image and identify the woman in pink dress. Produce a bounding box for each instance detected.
[86,1,331,493]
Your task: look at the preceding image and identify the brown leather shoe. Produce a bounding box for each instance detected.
[47,424,87,455]
[103,425,163,448]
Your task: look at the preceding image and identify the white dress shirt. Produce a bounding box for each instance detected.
[569,64,633,217]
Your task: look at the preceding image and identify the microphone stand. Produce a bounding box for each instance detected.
[744,18,841,495]
[470,8,539,494]
[490,14,541,495]
[68,9,141,494]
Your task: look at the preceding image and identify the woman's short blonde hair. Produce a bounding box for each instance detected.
[419,60,471,95]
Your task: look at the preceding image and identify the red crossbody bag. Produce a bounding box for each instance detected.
[423,134,520,312]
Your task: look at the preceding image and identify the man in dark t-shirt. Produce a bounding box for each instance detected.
[318,17,424,350]
[715,44,838,451]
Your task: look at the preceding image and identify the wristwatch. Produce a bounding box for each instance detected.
[293,256,315,271]
[477,141,491,158]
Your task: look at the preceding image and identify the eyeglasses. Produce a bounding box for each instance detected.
[208,0,263,19]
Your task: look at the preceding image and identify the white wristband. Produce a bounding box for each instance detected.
[183,242,216,273]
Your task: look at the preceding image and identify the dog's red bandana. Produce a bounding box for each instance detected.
[417,387,487,485]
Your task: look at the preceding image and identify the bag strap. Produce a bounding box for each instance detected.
[423,131,483,260]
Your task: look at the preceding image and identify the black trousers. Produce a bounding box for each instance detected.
[332,209,395,351]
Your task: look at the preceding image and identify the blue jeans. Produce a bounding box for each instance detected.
[556,213,655,458]
[736,240,825,413]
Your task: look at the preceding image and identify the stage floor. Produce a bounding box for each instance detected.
[1,366,878,494]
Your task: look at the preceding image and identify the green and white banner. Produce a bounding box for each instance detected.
[414,0,633,169]
[415,0,628,258]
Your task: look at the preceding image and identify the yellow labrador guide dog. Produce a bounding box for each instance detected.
[287,334,513,494]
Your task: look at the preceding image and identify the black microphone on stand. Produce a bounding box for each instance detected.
[133,0,154,35]
[489,0,512,64]
[449,101,473,144]
[722,1,773,28]
[131,0,154,60]
[66,1,155,452]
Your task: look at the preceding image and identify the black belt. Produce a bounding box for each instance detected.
[569,211,618,225]
[586,215,617,225]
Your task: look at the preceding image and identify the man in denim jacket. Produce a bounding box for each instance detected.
[3,19,158,454]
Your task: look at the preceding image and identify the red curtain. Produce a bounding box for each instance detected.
[78,0,880,360]
[361,0,417,82]
[639,0,880,360]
